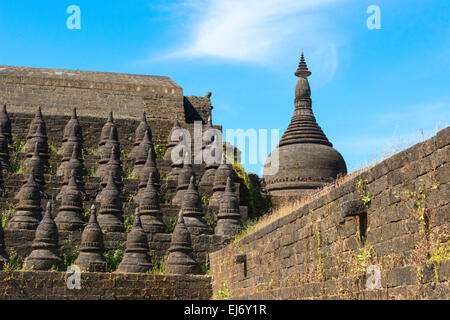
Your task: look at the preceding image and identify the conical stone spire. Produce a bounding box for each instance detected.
[209,156,233,208]
[116,209,153,273]
[0,129,10,169]
[56,147,87,200]
[172,153,195,206]
[280,52,331,148]
[0,222,9,268]
[58,108,82,157]
[163,115,182,161]
[23,141,46,188]
[135,146,160,203]
[263,52,347,198]
[26,122,50,171]
[131,129,156,177]
[8,173,43,230]
[138,175,166,234]
[181,176,208,235]
[57,140,86,176]
[100,144,123,188]
[74,205,107,272]
[215,177,243,236]
[97,124,120,178]
[99,111,117,147]
[200,118,220,188]
[166,212,200,275]
[24,202,63,270]
[0,104,12,145]
[26,107,46,141]
[129,112,151,160]
[97,173,125,232]
[55,172,85,231]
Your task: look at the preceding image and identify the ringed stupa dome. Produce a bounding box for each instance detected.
[263,51,347,198]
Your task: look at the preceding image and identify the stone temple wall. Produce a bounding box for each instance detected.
[209,127,449,300]
[0,271,212,300]
[0,65,214,136]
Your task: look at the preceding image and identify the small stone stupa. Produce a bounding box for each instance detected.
[199,116,220,188]
[129,111,151,160]
[56,148,86,200]
[172,152,194,206]
[97,173,125,233]
[100,144,123,188]
[215,177,243,237]
[98,111,116,147]
[209,157,233,208]
[55,172,85,231]
[0,130,10,169]
[166,212,200,275]
[8,173,43,231]
[138,175,166,234]
[134,148,160,203]
[131,129,156,177]
[163,115,182,161]
[74,205,107,272]
[97,125,120,178]
[58,108,83,156]
[24,107,47,152]
[25,122,50,170]
[24,202,63,270]
[57,125,84,176]
[181,176,209,235]
[263,52,347,199]
[23,142,46,188]
[116,209,153,273]
[0,104,12,145]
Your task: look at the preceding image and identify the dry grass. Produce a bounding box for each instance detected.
[233,165,375,244]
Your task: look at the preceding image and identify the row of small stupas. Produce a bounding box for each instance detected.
[0,105,243,274]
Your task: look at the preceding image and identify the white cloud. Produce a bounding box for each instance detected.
[158,0,350,85]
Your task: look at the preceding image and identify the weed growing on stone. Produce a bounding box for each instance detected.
[1,202,15,230]
[215,280,231,300]
[200,262,212,275]
[150,259,166,275]
[104,249,125,272]
[124,214,134,233]
[153,139,167,159]
[62,239,79,268]
[48,142,58,155]
[167,218,176,233]
[2,249,23,271]
[11,135,25,153]
[10,155,23,174]
[86,165,97,177]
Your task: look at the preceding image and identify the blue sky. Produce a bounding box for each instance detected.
[0,0,449,176]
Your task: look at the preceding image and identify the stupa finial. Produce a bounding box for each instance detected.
[295,51,311,78]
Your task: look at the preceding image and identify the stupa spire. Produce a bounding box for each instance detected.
[294,50,311,78]
[279,51,331,148]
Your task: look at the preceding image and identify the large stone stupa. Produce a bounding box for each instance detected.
[263,52,347,200]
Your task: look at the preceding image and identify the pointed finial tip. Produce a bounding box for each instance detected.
[90,204,96,212]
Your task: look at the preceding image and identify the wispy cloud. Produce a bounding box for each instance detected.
[151,0,350,86]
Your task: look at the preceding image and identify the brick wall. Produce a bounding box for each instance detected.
[0,65,185,122]
[209,127,450,300]
[0,271,212,300]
